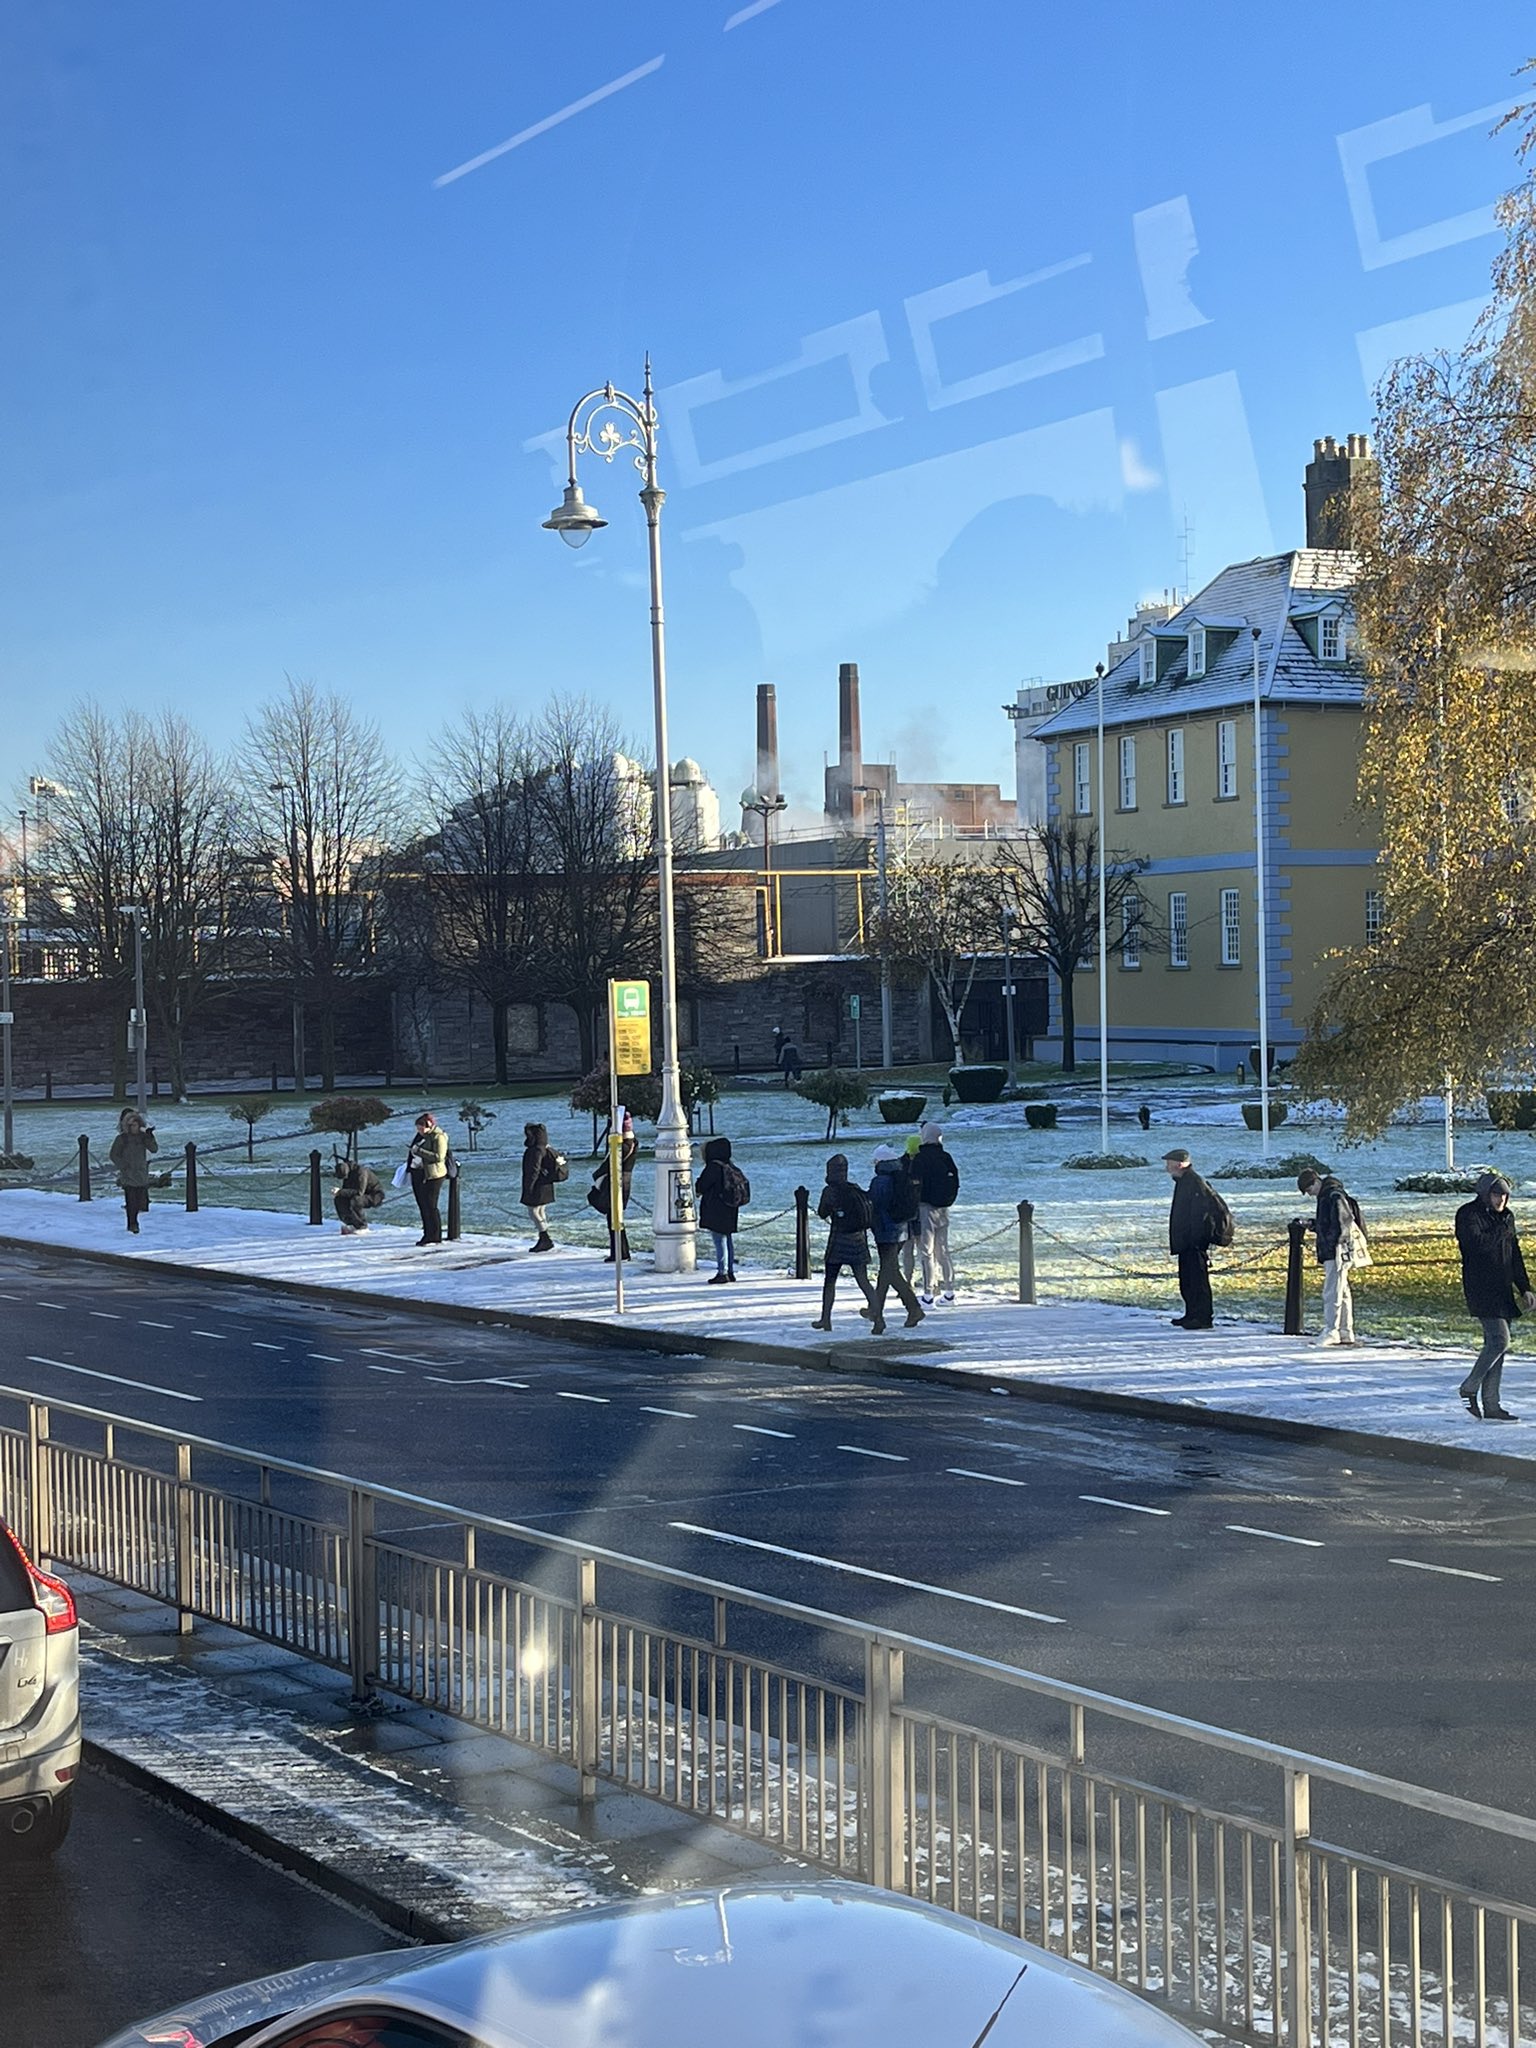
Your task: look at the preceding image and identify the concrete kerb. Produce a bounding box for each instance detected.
[4,1229,1532,1487]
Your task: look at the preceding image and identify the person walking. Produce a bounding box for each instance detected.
[696,1135,748,1283]
[405,1111,449,1246]
[811,1152,877,1330]
[333,1154,384,1235]
[913,1122,959,1305]
[521,1121,562,1253]
[589,1111,638,1263]
[1298,1168,1363,1346]
[1454,1172,1534,1421]
[899,1132,922,1284]
[867,1146,926,1334]
[109,1108,157,1234]
[778,1036,803,1087]
[1163,1147,1229,1329]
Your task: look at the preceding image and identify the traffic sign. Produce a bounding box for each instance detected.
[849,994,861,1019]
[609,980,652,1075]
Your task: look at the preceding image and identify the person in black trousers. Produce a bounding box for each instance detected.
[1163,1147,1225,1330]
[1454,1173,1535,1420]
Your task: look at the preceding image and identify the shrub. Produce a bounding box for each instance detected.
[1060,1152,1149,1170]
[1241,1101,1289,1130]
[226,1094,276,1162]
[457,1100,497,1152]
[1024,1103,1059,1129]
[1396,1165,1517,1195]
[307,1095,392,1161]
[796,1067,871,1141]
[1487,1090,1536,1131]
[1213,1152,1331,1181]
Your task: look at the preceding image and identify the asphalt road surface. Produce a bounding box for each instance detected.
[0,1763,404,2048]
[0,1244,1532,1856]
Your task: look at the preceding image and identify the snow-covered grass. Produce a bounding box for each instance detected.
[3,1075,1530,1343]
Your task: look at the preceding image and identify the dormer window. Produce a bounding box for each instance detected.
[1139,637,1156,687]
[1319,615,1345,661]
[1187,626,1206,679]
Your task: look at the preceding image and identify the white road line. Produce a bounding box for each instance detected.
[26,1355,201,1404]
[365,1363,406,1375]
[423,1375,460,1385]
[36,1302,67,1311]
[0,1290,20,1300]
[360,1348,433,1365]
[641,1405,696,1419]
[947,1468,1028,1488]
[670,1523,1065,1625]
[556,1391,610,1404]
[735,1423,795,1438]
[88,1311,122,1321]
[1226,1523,1324,1548]
[140,1319,174,1329]
[486,1378,529,1389]
[191,1330,228,1341]
[251,1341,284,1351]
[837,1444,908,1462]
[1081,1494,1171,1517]
[1390,1557,1502,1583]
[434,56,665,186]
[308,1353,343,1363]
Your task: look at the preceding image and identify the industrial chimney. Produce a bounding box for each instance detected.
[755,683,780,801]
[824,661,865,825]
[1304,432,1375,550]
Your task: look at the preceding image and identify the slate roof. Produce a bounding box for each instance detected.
[1034,549,1363,738]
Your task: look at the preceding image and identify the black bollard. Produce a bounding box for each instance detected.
[308,1149,323,1226]
[1283,1218,1307,1336]
[152,1068,160,1099]
[77,1134,91,1202]
[44,1069,53,1102]
[184,1141,199,1213]
[1016,1200,1037,1305]
[793,1185,811,1280]
[447,1170,461,1242]
[271,1061,279,1094]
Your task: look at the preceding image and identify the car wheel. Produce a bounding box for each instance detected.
[3,1787,74,1860]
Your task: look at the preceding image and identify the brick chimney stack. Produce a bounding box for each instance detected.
[754,683,780,800]
[1305,432,1375,550]
[824,661,865,825]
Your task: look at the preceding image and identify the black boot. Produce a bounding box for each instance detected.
[533,1232,555,1253]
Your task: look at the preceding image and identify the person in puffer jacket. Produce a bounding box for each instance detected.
[865,1146,926,1335]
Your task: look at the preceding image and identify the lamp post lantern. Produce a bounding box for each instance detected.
[740,787,788,957]
[118,904,148,1116]
[544,360,696,1273]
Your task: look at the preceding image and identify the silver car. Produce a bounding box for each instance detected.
[99,1881,1206,2046]
[0,1515,81,1856]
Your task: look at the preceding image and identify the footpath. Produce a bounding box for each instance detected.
[0,1186,1528,1478]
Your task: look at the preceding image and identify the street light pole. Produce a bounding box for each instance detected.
[269,782,305,1092]
[1095,661,1109,1154]
[1002,908,1017,1085]
[740,788,788,956]
[1251,626,1271,1158]
[545,359,696,1273]
[119,905,147,1116]
[0,917,15,1159]
[854,784,894,1069]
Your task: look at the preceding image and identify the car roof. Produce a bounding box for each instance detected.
[268,1883,1202,2047]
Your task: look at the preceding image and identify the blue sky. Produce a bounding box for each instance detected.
[1,2,1530,816]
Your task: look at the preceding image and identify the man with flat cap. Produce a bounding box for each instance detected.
[1454,1171,1535,1420]
[1162,1147,1230,1330]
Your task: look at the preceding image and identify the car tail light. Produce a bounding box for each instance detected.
[2,1526,77,1634]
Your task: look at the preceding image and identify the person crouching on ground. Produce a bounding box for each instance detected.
[811,1153,876,1331]
[1454,1172,1534,1421]
[588,1112,638,1263]
[1163,1147,1224,1329]
[867,1146,926,1334]
[333,1154,383,1235]
[1298,1168,1363,1346]
[521,1122,560,1253]
[109,1108,157,1234]
[697,1135,747,1283]
[405,1111,448,1246]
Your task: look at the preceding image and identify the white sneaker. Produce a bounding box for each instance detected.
[1319,1332,1342,1346]
[941,1290,956,1303]
[919,1293,935,1308]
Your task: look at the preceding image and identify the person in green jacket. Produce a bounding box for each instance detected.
[108,1109,158,1234]
[405,1111,449,1246]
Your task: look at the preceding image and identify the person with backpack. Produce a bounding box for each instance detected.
[812,1152,877,1330]
[521,1121,565,1253]
[1162,1147,1231,1329]
[696,1135,749,1283]
[588,1111,638,1263]
[333,1153,385,1234]
[405,1111,449,1246]
[866,1146,926,1333]
[1454,1173,1535,1421]
[913,1123,960,1304]
[1297,1168,1365,1346]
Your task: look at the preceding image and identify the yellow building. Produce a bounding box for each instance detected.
[1033,547,1379,1070]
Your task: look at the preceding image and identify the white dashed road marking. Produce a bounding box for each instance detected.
[1081,1494,1171,1517]
[89,1311,122,1321]
[365,1363,406,1375]
[140,1321,175,1330]
[26,1355,201,1403]
[485,1378,529,1389]
[191,1330,228,1341]
[36,1302,67,1311]
[556,1391,609,1404]
[1390,1557,1502,1583]
[641,1406,696,1419]
[252,1341,284,1351]
[1226,1524,1324,1548]
[361,1349,434,1365]
[308,1353,343,1363]
[947,1468,1028,1488]
[670,1523,1066,1625]
[734,1423,795,1438]
[837,1445,908,1462]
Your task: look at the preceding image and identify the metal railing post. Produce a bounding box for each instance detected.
[447,1170,461,1242]
[864,1638,907,1891]
[575,1554,599,1802]
[308,1149,323,1226]
[184,1140,199,1213]
[1017,1199,1037,1304]
[77,1134,91,1202]
[174,1441,194,1635]
[1284,1218,1307,1336]
[347,1488,380,1712]
[793,1185,811,1279]
[1283,1767,1314,2048]
[25,1400,51,1562]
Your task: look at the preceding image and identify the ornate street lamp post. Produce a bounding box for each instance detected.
[544,360,696,1273]
[739,786,787,957]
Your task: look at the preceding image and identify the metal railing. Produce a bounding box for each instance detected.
[3,1382,1534,2048]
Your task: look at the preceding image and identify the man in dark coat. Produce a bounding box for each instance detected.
[1298,1169,1362,1346]
[812,1153,876,1330]
[1163,1147,1225,1330]
[1454,1173,1535,1420]
[521,1122,561,1253]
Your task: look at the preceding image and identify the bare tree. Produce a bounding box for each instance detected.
[242,678,402,1092]
[864,847,999,1066]
[995,824,1148,1074]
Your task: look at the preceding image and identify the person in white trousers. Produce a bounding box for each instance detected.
[1298,1169,1362,1345]
[912,1122,960,1304]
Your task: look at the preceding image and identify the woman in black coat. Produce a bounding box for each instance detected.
[696,1135,743,1283]
[1454,1173,1535,1420]
[588,1113,638,1263]
[521,1122,560,1254]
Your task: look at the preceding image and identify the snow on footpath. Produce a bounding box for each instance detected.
[0,1187,1525,1477]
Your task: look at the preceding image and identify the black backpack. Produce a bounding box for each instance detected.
[887,1165,920,1226]
[837,1184,873,1234]
[724,1163,751,1208]
[1210,1190,1236,1248]
[929,1152,960,1208]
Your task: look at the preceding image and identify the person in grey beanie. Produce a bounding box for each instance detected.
[912,1121,960,1304]
[1454,1173,1534,1420]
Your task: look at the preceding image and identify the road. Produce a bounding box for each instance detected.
[0,1244,1532,1845]
[0,1763,404,2048]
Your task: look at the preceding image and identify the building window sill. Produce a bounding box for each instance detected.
[1166,962,1191,972]
[1118,964,1142,973]
[1216,961,1243,971]
[1213,793,1241,803]
[1164,799,1187,809]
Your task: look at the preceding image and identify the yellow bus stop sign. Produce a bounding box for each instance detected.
[610,980,652,1076]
